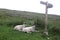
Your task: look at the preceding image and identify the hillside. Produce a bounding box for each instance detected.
[0,8,60,40]
[0,8,60,19]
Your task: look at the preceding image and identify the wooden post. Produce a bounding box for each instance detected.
[40,1,53,36]
[44,1,48,35]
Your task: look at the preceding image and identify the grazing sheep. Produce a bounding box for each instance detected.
[22,25,35,33]
[14,24,25,31]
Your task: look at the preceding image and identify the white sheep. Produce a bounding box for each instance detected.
[22,25,35,33]
[14,24,25,31]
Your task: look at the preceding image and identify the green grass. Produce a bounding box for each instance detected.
[0,25,60,40]
[0,25,47,40]
[0,8,60,40]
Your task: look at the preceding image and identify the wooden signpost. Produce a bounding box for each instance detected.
[40,1,53,35]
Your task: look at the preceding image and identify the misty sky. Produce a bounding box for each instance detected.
[0,0,60,15]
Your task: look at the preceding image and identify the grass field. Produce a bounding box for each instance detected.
[0,25,60,40]
[0,25,47,40]
[0,8,60,40]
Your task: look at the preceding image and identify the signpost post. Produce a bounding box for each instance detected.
[40,1,53,35]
